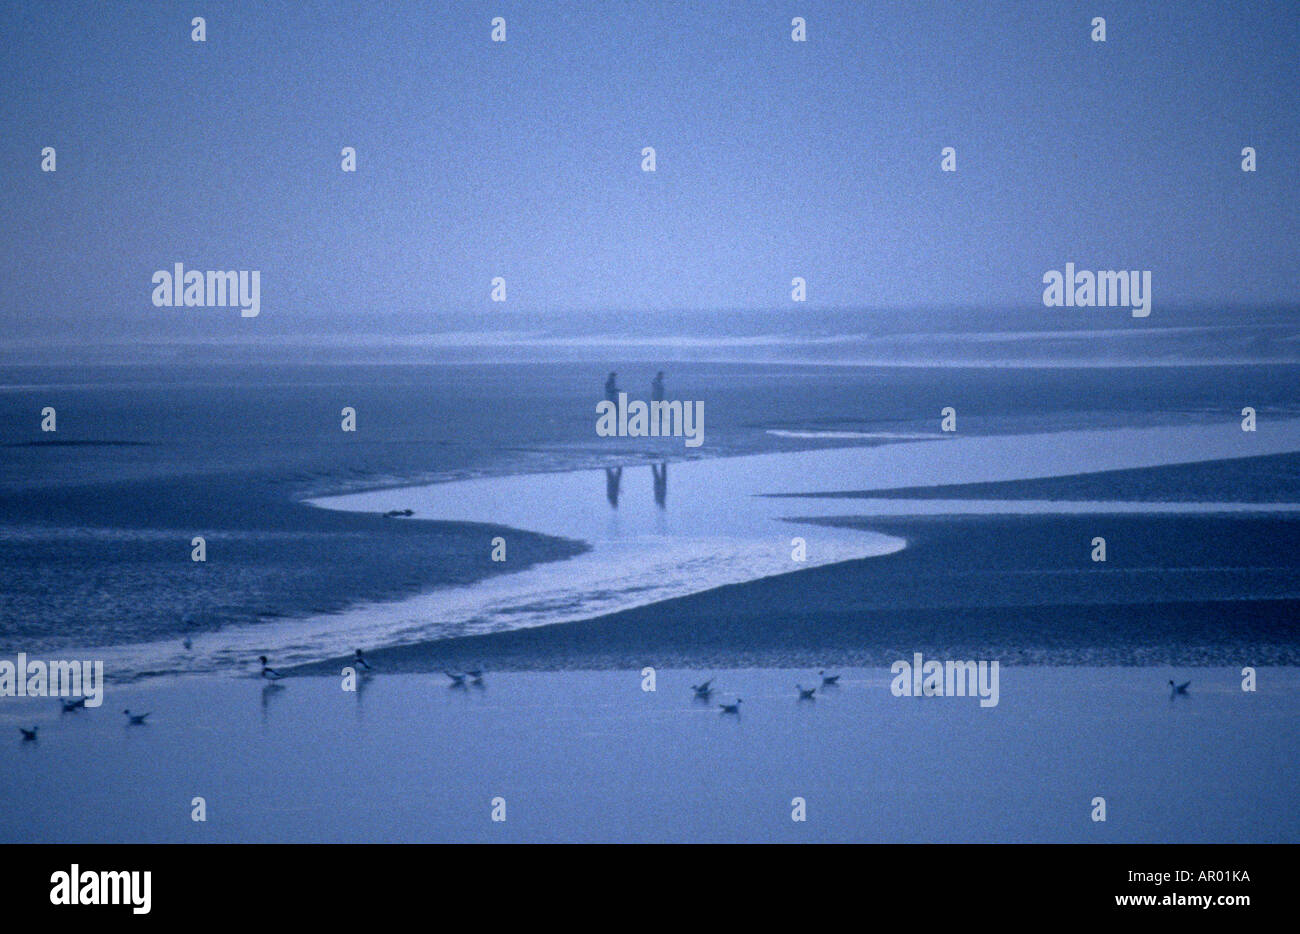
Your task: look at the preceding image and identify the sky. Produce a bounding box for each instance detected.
[1,0,1297,347]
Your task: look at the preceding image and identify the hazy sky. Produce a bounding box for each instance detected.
[1,0,1297,345]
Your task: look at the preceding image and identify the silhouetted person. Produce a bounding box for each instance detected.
[651,370,665,402]
[605,466,622,507]
[652,461,667,508]
[605,371,619,403]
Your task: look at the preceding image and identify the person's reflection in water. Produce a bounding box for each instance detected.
[652,461,667,508]
[605,466,623,507]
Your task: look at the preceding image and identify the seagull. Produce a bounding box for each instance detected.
[122,709,150,725]
[353,649,373,672]
[1169,679,1191,695]
[797,684,816,700]
[60,697,87,712]
[819,670,840,687]
[444,670,467,688]
[468,669,485,687]
[18,726,38,741]
[259,656,284,680]
[182,636,193,651]
[718,698,743,715]
[691,679,714,699]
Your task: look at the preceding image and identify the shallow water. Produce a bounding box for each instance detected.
[1,667,1293,843]
[292,419,1300,663]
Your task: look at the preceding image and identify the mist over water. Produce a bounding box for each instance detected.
[4,305,1298,367]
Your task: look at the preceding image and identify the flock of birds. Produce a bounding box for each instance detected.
[259,650,492,689]
[695,674,1197,713]
[14,657,1197,739]
[15,649,400,743]
[692,669,842,714]
[262,651,492,693]
[18,703,150,742]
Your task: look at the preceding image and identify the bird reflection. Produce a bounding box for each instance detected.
[260,681,285,720]
[605,466,623,507]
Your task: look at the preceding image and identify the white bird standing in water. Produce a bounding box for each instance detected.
[819,670,840,687]
[1169,679,1191,695]
[122,710,150,725]
[354,649,373,672]
[797,685,816,700]
[19,726,38,741]
[718,698,743,715]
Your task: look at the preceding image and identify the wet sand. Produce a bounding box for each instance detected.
[292,511,1300,674]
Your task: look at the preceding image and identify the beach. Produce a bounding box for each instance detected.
[2,359,1299,844]
[3,0,1298,869]
[4,440,1299,845]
